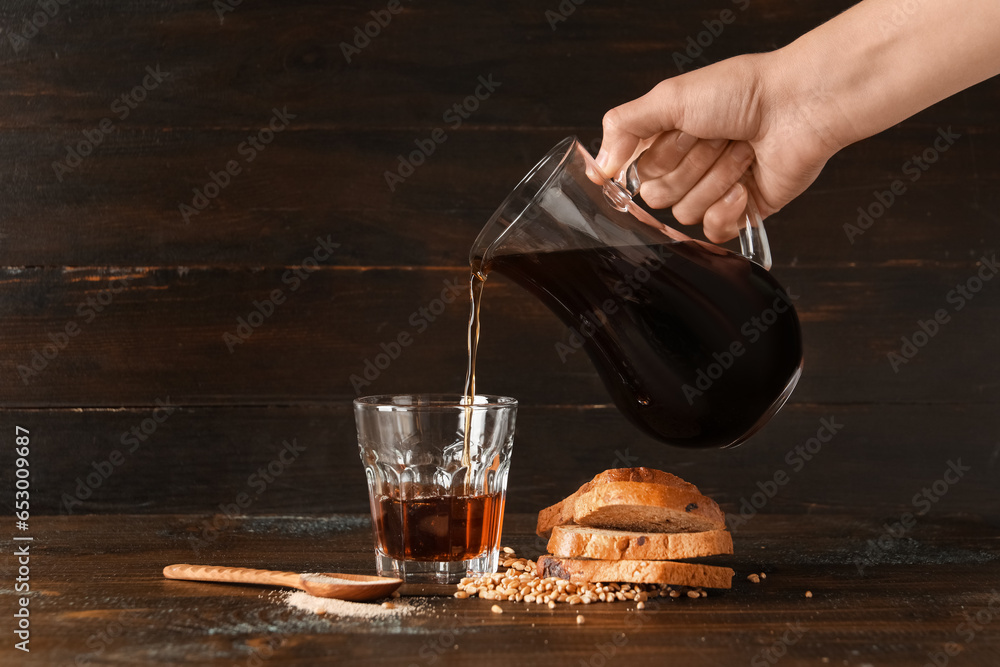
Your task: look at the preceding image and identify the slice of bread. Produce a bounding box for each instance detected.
[536,467,701,537]
[573,481,726,533]
[547,525,733,561]
[536,499,577,539]
[537,555,734,589]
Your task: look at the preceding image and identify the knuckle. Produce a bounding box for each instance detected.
[704,205,741,241]
[650,79,677,104]
[671,203,701,226]
[639,182,675,209]
[641,192,667,209]
[602,107,625,133]
[703,171,738,199]
[686,148,719,172]
[703,206,724,231]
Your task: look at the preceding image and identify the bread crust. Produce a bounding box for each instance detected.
[536,555,734,589]
[547,525,733,561]
[535,467,704,537]
[573,482,726,533]
[585,467,700,491]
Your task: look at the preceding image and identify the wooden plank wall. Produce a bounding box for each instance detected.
[1,0,997,519]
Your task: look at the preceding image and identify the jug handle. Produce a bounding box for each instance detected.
[618,154,773,271]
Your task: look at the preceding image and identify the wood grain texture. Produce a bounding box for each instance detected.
[2,403,997,517]
[6,512,999,666]
[0,128,996,267]
[0,1,855,130]
[1,262,998,405]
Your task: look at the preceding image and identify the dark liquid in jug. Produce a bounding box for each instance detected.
[478,240,802,449]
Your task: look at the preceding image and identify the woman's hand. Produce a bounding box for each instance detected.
[596,0,1000,242]
[595,53,841,242]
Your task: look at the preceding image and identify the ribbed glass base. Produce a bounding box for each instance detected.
[374,548,499,584]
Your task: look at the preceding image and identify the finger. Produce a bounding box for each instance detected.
[585,135,654,185]
[635,138,729,211]
[595,81,679,177]
[632,130,698,180]
[702,182,748,243]
[671,141,755,226]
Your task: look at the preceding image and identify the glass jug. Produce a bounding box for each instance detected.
[471,136,803,449]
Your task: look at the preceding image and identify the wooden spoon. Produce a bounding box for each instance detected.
[163,564,403,601]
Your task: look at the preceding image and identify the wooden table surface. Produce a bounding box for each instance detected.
[9,511,999,665]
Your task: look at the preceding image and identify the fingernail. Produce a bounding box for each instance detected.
[708,138,727,150]
[675,131,697,152]
[731,142,754,162]
[595,151,609,171]
[723,182,744,204]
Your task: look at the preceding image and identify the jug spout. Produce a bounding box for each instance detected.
[469,137,578,273]
[470,137,687,276]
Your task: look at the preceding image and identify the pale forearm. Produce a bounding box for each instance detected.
[774,0,1000,151]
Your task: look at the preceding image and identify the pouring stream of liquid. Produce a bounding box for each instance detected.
[461,267,487,473]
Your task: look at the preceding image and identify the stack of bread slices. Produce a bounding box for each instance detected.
[535,467,734,589]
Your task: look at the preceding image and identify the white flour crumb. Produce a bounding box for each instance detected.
[284,591,416,619]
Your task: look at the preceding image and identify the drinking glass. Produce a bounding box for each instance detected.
[354,394,517,584]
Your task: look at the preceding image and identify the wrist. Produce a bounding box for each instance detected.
[755,47,849,161]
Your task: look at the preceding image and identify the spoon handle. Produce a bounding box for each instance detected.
[163,564,304,591]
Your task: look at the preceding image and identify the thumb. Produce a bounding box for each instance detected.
[595,82,681,178]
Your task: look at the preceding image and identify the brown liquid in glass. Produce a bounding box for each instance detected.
[373,491,504,561]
